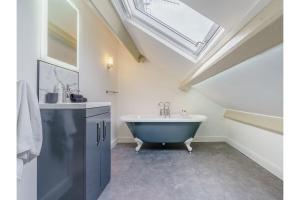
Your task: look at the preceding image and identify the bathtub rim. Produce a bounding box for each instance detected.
[120,114,207,122]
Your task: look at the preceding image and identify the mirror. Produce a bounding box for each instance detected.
[42,0,79,71]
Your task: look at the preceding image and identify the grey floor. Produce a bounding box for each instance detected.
[98,143,283,200]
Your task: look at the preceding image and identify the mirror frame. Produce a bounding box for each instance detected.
[41,0,80,72]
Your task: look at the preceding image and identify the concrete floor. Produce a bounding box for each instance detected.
[98,143,283,200]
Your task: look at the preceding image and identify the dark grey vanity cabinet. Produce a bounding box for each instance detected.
[38,106,111,200]
[85,111,111,200]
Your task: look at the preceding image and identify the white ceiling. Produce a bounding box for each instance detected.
[124,20,196,78]
[194,44,283,117]
[121,0,271,79]
[180,0,270,30]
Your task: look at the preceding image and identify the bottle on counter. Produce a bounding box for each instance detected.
[54,82,64,103]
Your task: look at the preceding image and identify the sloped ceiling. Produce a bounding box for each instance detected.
[119,0,271,79]
[194,44,283,117]
[180,0,269,30]
[123,21,195,78]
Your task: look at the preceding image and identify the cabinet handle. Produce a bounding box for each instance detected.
[96,123,99,146]
[96,123,100,146]
[103,121,106,141]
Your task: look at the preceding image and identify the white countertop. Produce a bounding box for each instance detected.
[39,102,111,109]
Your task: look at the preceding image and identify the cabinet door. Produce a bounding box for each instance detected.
[38,109,85,200]
[85,115,103,200]
[100,113,111,191]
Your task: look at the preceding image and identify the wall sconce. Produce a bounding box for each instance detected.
[106,56,114,70]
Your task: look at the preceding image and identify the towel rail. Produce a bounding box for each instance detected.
[106,90,119,94]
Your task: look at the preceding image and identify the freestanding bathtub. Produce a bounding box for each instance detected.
[120,114,207,152]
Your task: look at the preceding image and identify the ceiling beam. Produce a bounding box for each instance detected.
[85,0,144,62]
[180,0,283,90]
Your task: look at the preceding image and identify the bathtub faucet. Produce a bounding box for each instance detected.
[158,102,171,118]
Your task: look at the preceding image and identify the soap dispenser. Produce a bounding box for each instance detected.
[54,82,64,103]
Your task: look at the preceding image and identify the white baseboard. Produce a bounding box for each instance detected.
[117,136,226,143]
[193,136,226,142]
[225,137,283,180]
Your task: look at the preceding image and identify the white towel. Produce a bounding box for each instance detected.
[17,80,43,180]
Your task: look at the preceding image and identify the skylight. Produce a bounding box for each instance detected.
[114,0,222,61]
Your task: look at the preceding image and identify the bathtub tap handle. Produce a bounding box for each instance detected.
[164,102,170,107]
[164,107,169,118]
[164,102,171,118]
[158,102,164,116]
[158,101,171,118]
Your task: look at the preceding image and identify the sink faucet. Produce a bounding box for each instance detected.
[55,83,79,103]
[158,102,171,118]
[53,68,80,103]
[64,84,80,102]
[65,84,71,102]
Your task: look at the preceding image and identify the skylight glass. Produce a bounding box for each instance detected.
[133,0,217,46]
[113,0,222,61]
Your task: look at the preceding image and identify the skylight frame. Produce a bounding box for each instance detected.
[115,0,223,61]
[132,0,219,48]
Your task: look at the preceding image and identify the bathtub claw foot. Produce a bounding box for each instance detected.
[134,138,143,152]
[184,138,193,152]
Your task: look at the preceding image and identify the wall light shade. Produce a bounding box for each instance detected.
[106,56,114,69]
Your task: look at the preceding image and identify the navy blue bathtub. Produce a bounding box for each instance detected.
[121,115,207,152]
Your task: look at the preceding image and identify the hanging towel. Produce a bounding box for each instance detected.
[17,80,43,180]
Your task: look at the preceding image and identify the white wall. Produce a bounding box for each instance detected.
[225,119,283,179]
[17,0,41,90]
[195,44,283,117]
[193,44,283,179]
[17,1,42,199]
[17,0,119,199]
[116,45,227,142]
[75,0,119,144]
